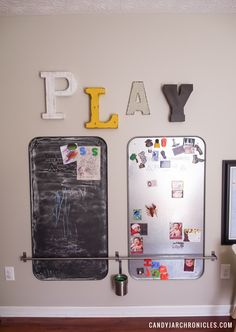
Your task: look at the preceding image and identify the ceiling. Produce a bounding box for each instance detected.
[1,0,236,16]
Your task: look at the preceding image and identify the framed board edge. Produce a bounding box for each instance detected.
[127,135,206,280]
[221,160,236,245]
[28,136,109,280]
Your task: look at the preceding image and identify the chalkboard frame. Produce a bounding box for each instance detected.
[29,136,108,281]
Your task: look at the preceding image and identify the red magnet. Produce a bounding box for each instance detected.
[145,268,151,277]
[159,265,167,273]
[144,259,152,267]
[160,273,169,280]
[161,137,167,147]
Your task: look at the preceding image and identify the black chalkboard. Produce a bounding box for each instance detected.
[29,137,108,280]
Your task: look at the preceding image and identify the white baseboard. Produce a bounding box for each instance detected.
[0,305,232,318]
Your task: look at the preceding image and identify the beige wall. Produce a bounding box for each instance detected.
[1,13,236,308]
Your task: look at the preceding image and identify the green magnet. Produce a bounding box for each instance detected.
[130,153,138,163]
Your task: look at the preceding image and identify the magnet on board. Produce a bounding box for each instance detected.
[172,190,184,198]
[183,137,195,146]
[145,139,153,147]
[145,268,151,277]
[183,228,201,242]
[154,139,160,148]
[171,180,184,198]
[169,222,183,240]
[92,147,99,156]
[195,144,203,155]
[161,137,167,147]
[130,153,138,163]
[160,273,169,280]
[145,203,157,218]
[130,236,143,254]
[152,151,159,161]
[184,259,195,272]
[147,179,157,187]
[160,150,166,159]
[184,146,195,154]
[171,180,184,190]
[151,269,160,278]
[159,266,167,274]
[144,259,152,267]
[172,145,185,156]
[60,143,78,164]
[131,223,141,236]
[138,151,147,164]
[192,155,204,164]
[172,138,179,147]
[152,261,160,269]
[133,209,142,221]
[131,223,148,236]
[160,160,171,168]
[79,146,87,156]
[137,268,144,275]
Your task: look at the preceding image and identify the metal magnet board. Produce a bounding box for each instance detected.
[128,136,205,280]
[29,137,108,280]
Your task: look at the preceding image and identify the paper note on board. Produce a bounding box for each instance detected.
[60,143,78,164]
[77,146,101,181]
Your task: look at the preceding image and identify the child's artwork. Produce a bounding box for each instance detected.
[60,143,78,164]
[77,146,101,181]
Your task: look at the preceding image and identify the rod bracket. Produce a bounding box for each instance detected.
[21,252,28,263]
[115,251,122,274]
[211,251,217,261]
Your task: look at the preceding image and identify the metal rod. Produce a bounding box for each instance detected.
[20,251,217,263]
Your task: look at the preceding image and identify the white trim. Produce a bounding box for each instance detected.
[0,305,232,318]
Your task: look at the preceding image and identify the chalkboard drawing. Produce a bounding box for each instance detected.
[60,143,78,164]
[77,146,101,180]
[52,189,73,238]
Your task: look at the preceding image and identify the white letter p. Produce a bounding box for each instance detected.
[40,71,77,119]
